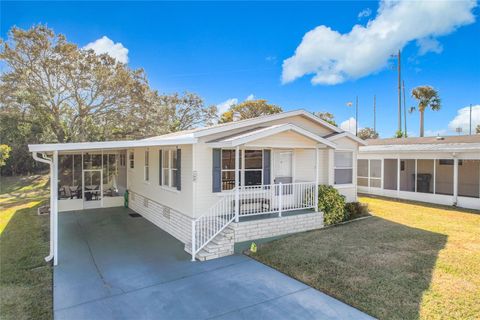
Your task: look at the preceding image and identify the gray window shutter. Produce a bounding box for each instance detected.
[158,150,162,185]
[176,148,181,191]
[263,149,271,185]
[212,148,221,192]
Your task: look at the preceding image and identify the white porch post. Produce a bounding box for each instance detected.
[52,150,59,266]
[453,157,459,205]
[397,157,401,195]
[327,149,334,186]
[234,146,240,222]
[314,147,319,211]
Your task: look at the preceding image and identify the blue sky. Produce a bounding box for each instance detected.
[2,1,479,137]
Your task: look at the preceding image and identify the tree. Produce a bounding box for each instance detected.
[0,25,156,143]
[394,130,406,138]
[358,127,379,140]
[410,86,441,137]
[476,125,480,134]
[158,92,218,132]
[0,145,12,167]
[313,112,337,126]
[219,99,282,123]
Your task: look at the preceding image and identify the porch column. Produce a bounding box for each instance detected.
[453,157,459,205]
[234,146,240,222]
[52,150,59,266]
[397,157,400,195]
[327,149,334,185]
[314,147,319,211]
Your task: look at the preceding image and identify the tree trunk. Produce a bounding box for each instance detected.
[420,110,425,137]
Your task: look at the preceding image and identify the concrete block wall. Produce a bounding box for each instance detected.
[232,211,324,242]
[129,191,192,244]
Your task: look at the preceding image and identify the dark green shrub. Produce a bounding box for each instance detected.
[317,185,346,225]
[344,202,369,220]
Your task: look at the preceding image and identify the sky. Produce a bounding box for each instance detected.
[2,1,480,138]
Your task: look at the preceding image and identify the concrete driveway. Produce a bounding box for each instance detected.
[55,207,373,320]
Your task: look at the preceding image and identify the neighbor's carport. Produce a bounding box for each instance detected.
[54,207,373,320]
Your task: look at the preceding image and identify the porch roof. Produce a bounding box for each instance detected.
[206,124,338,148]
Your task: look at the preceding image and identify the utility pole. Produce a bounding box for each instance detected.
[356,96,359,136]
[397,50,402,133]
[470,104,473,135]
[373,95,376,133]
[403,80,407,137]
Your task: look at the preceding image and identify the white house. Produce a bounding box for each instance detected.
[357,136,480,210]
[29,110,365,264]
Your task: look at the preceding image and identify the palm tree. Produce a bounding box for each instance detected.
[410,86,441,137]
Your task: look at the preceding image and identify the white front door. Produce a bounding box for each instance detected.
[273,150,293,183]
[83,169,102,209]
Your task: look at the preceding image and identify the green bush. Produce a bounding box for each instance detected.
[317,185,346,225]
[344,202,369,220]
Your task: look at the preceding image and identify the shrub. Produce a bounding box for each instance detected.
[317,185,346,225]
[344,202,369,220]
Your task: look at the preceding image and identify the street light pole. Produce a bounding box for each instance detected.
[373,95,376,134]
[397,50,402,133]
[356,96,359,136]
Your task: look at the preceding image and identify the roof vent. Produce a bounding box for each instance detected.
[436,136,445,140]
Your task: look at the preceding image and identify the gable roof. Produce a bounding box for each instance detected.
[323,131,367,145]
[206,124,338,148]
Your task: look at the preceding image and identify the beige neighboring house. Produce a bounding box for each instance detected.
[358,136,480,210]
[29,110,365,264]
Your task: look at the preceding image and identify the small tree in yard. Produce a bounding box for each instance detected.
[476,124,480,134]
[317,185,346,225]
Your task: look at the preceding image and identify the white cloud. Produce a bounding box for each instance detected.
[358,8,372,19]
[417,37,443,55]
[282,0,476,85]
[448,104,480,133]
[217,98,238,114]
[340,117,360,134]
[84,36,129,64]
[246,94,255,101]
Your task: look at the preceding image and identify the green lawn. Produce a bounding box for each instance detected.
[0,175,52,320]
[250,196,480,320]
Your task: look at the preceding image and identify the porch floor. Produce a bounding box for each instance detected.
[238,208,316,222]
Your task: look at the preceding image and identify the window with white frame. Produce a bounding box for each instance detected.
[244,150,263,186]
[221,149,238,191]
[221,149,263,190]
[119,153,126,167]
[129,151,134,169]
[334,151,353,184]
[357,159,368,187]
[162,149,178,188]
[144,150,149,181]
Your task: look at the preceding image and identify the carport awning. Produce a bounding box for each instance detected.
[28,136,197,153]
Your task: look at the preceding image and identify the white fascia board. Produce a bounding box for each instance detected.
[193,109,342,138]
[28,137,197,153]
[327,132,367,145]
[208,124,337,149]
[359,147,480,154]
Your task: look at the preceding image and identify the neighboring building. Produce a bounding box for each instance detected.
[29,110,365,264]
[358,136,480,210]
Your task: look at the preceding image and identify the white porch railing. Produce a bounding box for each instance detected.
[191,182,317,261]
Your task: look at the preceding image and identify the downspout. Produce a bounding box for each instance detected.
[32,152,54,263]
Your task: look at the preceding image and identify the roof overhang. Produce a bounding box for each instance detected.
[194,109,342,138]
[28,136,198,153]
[359,143,480,154]
[207,124,338,149]
[325,132,367,146]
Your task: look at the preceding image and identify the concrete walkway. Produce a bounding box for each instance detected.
[55,207,374,320]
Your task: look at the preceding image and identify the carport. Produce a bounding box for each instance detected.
[54,207,373,320]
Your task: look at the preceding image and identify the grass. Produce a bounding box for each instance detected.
[0,174,52,320]
[249,196,480,320]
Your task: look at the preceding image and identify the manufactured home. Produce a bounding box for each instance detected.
[29,110,365,264]
[357,136,480,210]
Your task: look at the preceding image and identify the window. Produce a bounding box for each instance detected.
[357,159,381,188]
[384,159,398,190]
[357,159,368,187]
[458,160,479,198]
[220,149,263,190]
[161,149,178,188]
[119,153,126,167]
[369,160,382,188]
[334,151,353,184]
[244,150,263,186]
[129,151,134,169]
[221,150,237,191]
[144,150,149,181]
